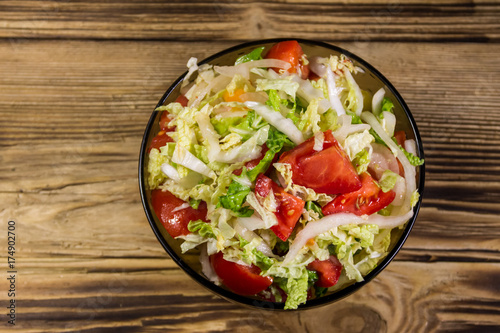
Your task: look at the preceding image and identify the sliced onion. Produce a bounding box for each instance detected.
[368,143,399,180]
[234,220,276,258]
[160,162,181,181]
[238,91,267,104]
[404,139,417,156]
[309,56,328,77]
[172,144,216,179]
[372,87,385,115]
[382,111,396,137]
[237,215,268,231]
[326,67,346,116]
[200,243,220,284]
[313,131,324,151]
[244,101,304,145]
[186,81,208,107]
[291,75,330,114]
[283,210,414,265]
[361,112,417,215]
[333,114,370,143]
[208,74,233,94]
[215,59,291,80]
[392,176,406,206]
[343,68,364,116]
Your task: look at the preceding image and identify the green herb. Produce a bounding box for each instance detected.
[392,138,425,166]
[218,181,254,217]
[234,47,265,65]
[307,269,319,289]
[305,201,324,218]
[314,286,329,298]
[187,220,215,238]
[189,198,201,209]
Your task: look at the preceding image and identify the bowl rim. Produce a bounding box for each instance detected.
[138,38,425,311]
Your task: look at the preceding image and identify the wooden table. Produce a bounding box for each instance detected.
[1,1,499,332]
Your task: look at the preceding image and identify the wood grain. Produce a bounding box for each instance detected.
[1,1,499,42]
[1,2,500,331]
[5,258,500,332]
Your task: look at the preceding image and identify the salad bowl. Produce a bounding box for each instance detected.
[139,38,425,310]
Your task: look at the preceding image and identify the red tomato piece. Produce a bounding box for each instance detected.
[210,252,273,296]
[148,131,174,152]
[278,130,362,195]
[307,255,343,288]
[254,174,305,241]
[159,113,174,131]
[394,130,406,147]
[151,189,208,238]
[265,40,310,80]
[322,172,396,216]
[174,94,189,107]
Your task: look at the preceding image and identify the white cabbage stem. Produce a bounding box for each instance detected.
[343,68,364,116]
[372,87,385,115]
[283,210,414,265]
[326,67,346,116]
[244,101,305,145]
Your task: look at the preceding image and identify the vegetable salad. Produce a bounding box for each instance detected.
[147,40,423,309]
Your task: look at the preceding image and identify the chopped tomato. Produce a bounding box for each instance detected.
[151,189,208,238]
[394,130,406,147]
[148,131,174,152]
[307,255,342,288]
[322,172,395,216]
[174,94,189,107]
[278,130,361,195]
[265,40,310,80]
[210,252,273,296]
[159,112,172,131]
[254,174,305,241]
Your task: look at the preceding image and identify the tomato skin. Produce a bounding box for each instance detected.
[265,40,310,79]
[210,252,273,296]
[149,131,174,152]
[174,94,189,107]
[278,130,362,195]
[151,189,208,238]
[394,130,406,147]
[254,174,305,241]
[307,255,342,288]
[322,172,395,216]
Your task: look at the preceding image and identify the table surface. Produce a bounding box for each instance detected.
[1,1,500,332]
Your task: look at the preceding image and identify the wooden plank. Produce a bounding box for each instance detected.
[1,37,500,331]
[2,187,499,262]
[7,258,500,332]
[0,1,499,42]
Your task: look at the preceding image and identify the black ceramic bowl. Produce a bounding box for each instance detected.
[139,38,425,310]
